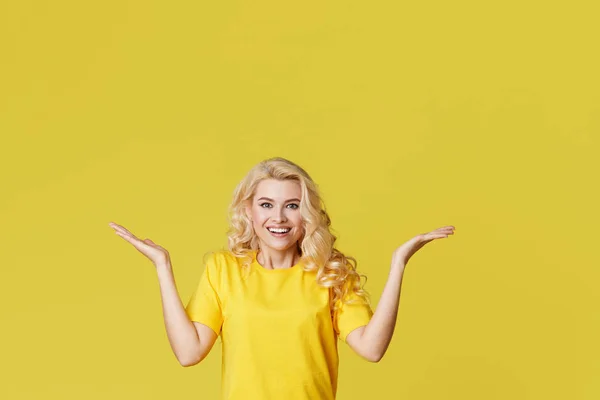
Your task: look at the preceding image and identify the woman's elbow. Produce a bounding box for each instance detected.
[179,353,203,367]
[364,350,384,363]
[178,346,208,367]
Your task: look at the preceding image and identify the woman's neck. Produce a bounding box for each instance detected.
[256,246,300,270]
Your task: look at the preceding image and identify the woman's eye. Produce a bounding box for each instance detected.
[258,203,298,209]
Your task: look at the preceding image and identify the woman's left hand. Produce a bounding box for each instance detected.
[391,225,456,269]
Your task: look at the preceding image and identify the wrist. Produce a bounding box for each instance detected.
[155,261,173,271]
[391,262,405,273]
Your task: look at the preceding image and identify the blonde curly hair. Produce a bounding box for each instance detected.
[225,156,371,315]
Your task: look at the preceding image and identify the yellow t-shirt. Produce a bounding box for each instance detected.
[185,249,373,400]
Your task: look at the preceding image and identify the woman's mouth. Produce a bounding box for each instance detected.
[267,227,291,238]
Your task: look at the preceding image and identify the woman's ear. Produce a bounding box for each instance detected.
[244,201,252,221]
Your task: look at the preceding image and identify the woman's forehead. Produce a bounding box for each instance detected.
[254,179,301,198]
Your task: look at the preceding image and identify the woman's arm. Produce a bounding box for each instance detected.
[346,263,404,362]
[109,222,219,366]
[346,225,455,362]
[156,262,218,366]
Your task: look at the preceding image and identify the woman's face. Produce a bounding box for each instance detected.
[246,179,304,253]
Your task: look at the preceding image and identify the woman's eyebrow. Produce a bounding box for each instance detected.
[257,197,301,202]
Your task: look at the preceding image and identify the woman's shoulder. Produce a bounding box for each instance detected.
[203,248,254,270]
[200,249,254,287]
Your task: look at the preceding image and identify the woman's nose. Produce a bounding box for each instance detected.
[273,207,287,222]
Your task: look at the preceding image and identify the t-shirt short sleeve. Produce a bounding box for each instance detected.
[185,253,224,336]
[332,288,374,343]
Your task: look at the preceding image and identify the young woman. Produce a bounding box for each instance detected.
[109,157,455,399]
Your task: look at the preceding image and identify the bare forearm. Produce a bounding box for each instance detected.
[361,263,405,361]
[155,262,201,365]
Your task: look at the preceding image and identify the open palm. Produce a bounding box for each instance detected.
[109,222,170,267]
[392,225,456,268]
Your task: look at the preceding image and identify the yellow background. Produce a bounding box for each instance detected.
[1,0,598,399]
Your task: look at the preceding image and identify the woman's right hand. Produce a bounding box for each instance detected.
[109,222,171,267]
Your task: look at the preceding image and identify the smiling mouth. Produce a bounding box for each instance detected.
[267,227,291,236]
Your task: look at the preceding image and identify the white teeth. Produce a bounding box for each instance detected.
[268,228,290,233]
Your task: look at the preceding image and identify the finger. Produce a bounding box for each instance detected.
[424,233,449,240]
[115,231,150,251]
[111,223,134,236]
[109,222,138,239]
[115,230,136,241]
[113,229,136,241]
[109,222,128,234]
[143,238,157,246]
